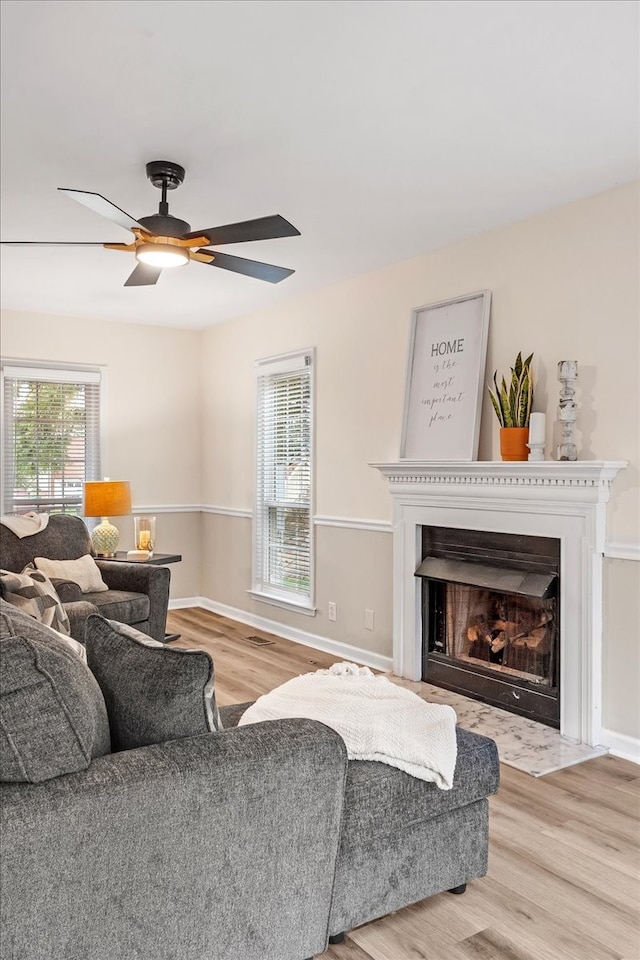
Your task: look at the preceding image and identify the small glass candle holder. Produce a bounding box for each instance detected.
[133,516,156,556]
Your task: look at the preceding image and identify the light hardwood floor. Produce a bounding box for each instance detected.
[167,607,640,960]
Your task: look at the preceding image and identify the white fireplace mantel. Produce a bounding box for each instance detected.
[371,460,628,747]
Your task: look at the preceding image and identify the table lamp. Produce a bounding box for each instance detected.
[83,480,132,557]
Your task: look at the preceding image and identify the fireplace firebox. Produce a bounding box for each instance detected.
[417,526,560,727]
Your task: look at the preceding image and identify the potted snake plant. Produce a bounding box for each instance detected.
[487,352,534,461]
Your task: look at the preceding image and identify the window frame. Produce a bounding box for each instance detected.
[249,347,316,617]
[1,360,105,516]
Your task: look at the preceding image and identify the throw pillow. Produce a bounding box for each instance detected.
[85,616,222,751]
[0,627,111,783]
[0,598,86,661]
[33,554,109,593]
[0,566,71,636]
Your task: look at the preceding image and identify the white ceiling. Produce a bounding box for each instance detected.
[1,0,638,330]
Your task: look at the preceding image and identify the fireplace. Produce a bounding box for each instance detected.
[371,460,627,747]
[417,525,560,726]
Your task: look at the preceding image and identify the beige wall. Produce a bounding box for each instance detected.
[201,182,639,534]
[2,182,638,742]
[200,181,640,741]
[200,514,393,658]
[0,311,203,598]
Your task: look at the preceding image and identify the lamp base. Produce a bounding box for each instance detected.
[91,518,120,557]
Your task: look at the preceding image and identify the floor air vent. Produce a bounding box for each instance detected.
[245,635,275,646]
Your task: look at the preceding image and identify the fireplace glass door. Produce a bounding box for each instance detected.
[438,584,556,682]
[419,527,560,727]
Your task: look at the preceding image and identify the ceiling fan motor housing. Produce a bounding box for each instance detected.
[137,213,191,238]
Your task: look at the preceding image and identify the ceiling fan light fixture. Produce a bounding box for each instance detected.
[135,242,189,268]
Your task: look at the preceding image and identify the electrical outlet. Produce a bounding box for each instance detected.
[328,601,337,622]
[365,608,374,631]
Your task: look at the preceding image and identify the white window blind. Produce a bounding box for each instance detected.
[1,363,102,515]
[253,349,314,611]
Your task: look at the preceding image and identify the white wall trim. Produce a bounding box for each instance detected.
[201,506,392,532]
[246,588,317,618]
[169,596,393,673]
[201,505,252,518]
[599,728,640,765]
[149,505,637,562]
[314,515,392,533]
[604,541,640,562]
[169,597,201,610]
[134,503,203,514]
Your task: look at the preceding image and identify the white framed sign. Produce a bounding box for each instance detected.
[400,290,491,460]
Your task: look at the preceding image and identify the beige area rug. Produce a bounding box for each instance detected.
[392,678,606,777]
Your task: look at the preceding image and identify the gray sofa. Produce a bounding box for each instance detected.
[0,513,170,641]
[0,602,500,960]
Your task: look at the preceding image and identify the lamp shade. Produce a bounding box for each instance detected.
[83,481,132,518]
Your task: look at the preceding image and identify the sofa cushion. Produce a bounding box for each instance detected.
[339,727,500,849]
[85,616,222,751]
[34,554,108,593]
[0,613,111,783]
[84,589,150,624]
[0,566,71,636]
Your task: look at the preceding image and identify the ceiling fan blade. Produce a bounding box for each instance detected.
[0,241,110,246]
[183,214,300,245]
[58,189,146,234]
[197,249,294,283]
[123,263,162,287]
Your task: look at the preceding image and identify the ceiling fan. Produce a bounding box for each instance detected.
[1,160,300,287]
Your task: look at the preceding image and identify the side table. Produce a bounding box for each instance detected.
[110,552,182,566]
[108,552,182,641]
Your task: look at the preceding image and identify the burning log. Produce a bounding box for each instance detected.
[465,604,554,671]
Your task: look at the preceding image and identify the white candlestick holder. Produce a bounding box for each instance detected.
[557,360,578,461]
[527,441,545,461]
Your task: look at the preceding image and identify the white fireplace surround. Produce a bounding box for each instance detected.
[372,460,628,747]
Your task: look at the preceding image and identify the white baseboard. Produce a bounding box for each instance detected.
[169,596,393,673]
[169,597,201,610]
[599,728,640,765]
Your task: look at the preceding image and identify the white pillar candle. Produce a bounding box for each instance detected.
[529,412,546,445]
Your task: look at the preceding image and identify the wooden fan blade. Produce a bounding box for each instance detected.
[196,249,294,283]
[58,189,146,234]
[123,263,162,287]
[183,214,300,245]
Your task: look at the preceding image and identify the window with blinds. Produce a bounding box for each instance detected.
[253,349,314,612]
[2,364,102,516]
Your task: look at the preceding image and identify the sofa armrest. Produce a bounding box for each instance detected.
[95,559,170,641]
[0,718,347,960]
[50,578,83,603]
[64,599,100,642]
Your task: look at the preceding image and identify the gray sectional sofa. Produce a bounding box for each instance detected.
[0,601,500,960]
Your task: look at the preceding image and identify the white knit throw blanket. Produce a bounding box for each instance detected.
[238,662,458,790]
[0,512,49,538]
